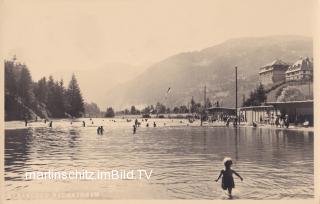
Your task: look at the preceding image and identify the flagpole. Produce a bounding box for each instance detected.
[166,87,171,119]
[235,66,239,126]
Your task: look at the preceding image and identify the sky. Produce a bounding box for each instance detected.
[1,0,316,105]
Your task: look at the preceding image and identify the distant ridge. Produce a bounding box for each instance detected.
[103,35,313,109]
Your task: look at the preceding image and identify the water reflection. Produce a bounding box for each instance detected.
[5,128,32,179]
[234,128,239,161]
[4,119,314,199]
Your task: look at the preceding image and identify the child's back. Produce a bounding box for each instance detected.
[215,158,243,197]
[221,168,235,190]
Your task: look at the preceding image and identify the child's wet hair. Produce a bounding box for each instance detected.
[223,157,233,167]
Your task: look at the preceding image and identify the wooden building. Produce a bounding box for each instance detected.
[239,100,313,125]
[266,100,313,125]
[206,107,236,121]
[239,105,276,124]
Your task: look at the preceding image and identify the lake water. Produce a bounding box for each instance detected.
[4,118,314,200]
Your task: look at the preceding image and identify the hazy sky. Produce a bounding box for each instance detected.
[1,0,316,103]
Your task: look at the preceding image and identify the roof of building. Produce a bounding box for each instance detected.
[266,101,314,110]
[239,105,274,110]
[206,107,236,113]
[238,101,313,110]
[266,100,313,105]
[261,59,289,68]
[207,107,235,110]
[259,59,289,74]
[286,57,313,73]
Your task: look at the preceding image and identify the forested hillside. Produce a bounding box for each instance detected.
[5,58,85,121]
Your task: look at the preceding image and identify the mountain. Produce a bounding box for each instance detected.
[103,36,313,109]
[70,63,149,109]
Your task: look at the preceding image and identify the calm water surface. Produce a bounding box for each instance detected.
[5,118,314,199]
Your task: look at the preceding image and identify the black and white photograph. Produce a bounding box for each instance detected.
[1,0,318,202]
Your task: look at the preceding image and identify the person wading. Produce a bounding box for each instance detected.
[215,157,243,198]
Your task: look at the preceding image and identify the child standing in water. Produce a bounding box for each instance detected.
[215,157,243,197]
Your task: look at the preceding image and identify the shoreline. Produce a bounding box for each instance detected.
[4,118,314,132]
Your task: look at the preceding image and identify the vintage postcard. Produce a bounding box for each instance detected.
[1,0,319,203]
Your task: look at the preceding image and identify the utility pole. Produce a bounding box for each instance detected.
[308,77,311,99]
[201,85,207,127]
[235,66,238,125]
[204,85,207,109]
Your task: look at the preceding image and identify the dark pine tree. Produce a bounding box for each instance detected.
[17,65,35,107]
[54,79,66,117]
[66,74,84,117]
[34,77,48,104]
[190,97,196,113]
[5,60,18,120]
[255,83,267,104]
[243,83,267,106]
[46,76,57,116]
[5,60,17,95]
[130,106,137,115]
[105,107,115,118]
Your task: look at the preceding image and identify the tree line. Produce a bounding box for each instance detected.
[84,102,102,117]
[242,82,309,106]
[110,97,219,117]
[5,58,85,120]
[242,83,267,107]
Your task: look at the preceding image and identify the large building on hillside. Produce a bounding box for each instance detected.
[259,59,289,86]
[285,57,313,81]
